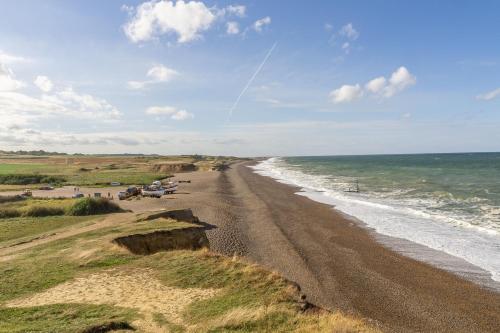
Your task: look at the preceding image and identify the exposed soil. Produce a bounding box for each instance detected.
[113,227,209,255]
[150,162,196,173]
[6,269,219,328]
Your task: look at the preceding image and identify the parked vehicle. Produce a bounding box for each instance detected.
[163,181,178,194]
[141,186,165,198]
[22,189,33,197]
[72,193,84,198]
[118,186,140,200]
[39,185,54,190]
[110,182,121,186]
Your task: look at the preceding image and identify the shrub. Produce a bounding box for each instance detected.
[0,208,21,219]
[68,198,122,216]
[22,206,65,217]
[0,195,25,204]
[0,174,66,185]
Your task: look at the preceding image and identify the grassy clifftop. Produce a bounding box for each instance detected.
[0,205,380,332]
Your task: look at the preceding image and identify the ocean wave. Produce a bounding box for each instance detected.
[251,157,500,283]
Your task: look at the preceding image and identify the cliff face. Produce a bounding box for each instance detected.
[112,227,209,255]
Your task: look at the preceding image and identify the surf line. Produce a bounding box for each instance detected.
[226,42,277,122]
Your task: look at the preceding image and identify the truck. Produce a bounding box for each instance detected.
[118,186,140,200]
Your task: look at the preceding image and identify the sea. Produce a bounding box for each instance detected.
[251,153,500,289]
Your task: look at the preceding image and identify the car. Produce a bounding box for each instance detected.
[110,182,121,186]
[72,193,84,198]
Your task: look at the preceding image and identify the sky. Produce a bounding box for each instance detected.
[0,0,499,156]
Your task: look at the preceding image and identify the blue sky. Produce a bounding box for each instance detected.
[0,0,499,156]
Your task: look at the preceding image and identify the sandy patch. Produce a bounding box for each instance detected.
[7,269,218,329]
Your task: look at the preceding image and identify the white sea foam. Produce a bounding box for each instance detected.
[251,157,500,283]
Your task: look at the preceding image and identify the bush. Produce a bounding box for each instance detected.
[0,208,21,219]
[22,206,65,217]
[0,175,66,185]
[68,198,122,216]
[0,195,25,204]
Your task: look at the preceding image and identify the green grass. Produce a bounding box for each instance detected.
[0,215,95,244]
[0,209,378,333]
[0,164,57,175]
[0,304,136,333]
[65,170,170,186]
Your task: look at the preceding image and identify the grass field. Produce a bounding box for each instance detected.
[0,215,96,245]
[0,154,237,188]
[0,208,379,333]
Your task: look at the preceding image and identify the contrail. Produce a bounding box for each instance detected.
[226,42,277,122]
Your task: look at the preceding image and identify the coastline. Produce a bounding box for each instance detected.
[293,188,500,293]
[165,161,500,332]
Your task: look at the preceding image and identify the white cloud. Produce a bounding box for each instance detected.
[0,72,121,127]
[341,42,350,54]
[383,66,416,97]
[145,106,178,115]
[145,105,193,120]
[147,64,178,82]
[34,75,53,93]
[123,0,216,43]
[226,21,240,35]
[0,64,25,91]
[54,87,121,117]
[339,23,359,40]
[330,67,416,104]
[324,23,333,31]
[253,16,271,32]
[476,87,500,101]
[0,50,29,65]
[329,84,363,104]
[171,109,194,120]
[225,5,246,17]
[365,76,386,93]
[128,64,179,90]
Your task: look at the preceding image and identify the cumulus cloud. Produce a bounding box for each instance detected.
[145,105,194,120]
[128,64,179,90]
[171,109,194,120]
[147,64,178,81]
[253,16,271,32]
[0,64,25,91]
[225,5,246,17]
[226,21,239,35]
[327,23,360,54]
[383,66,416,97]
[339,23,359,40]
[33,75,53,92]
[0,67,121,125]
[329,84,363,104]
[54,88,121,117]
[123,0,216,43]
[330,66,416,104]
[365,76,386,93]
[476,87,500,101]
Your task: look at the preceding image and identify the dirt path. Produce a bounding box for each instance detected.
[0,213,134,258]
